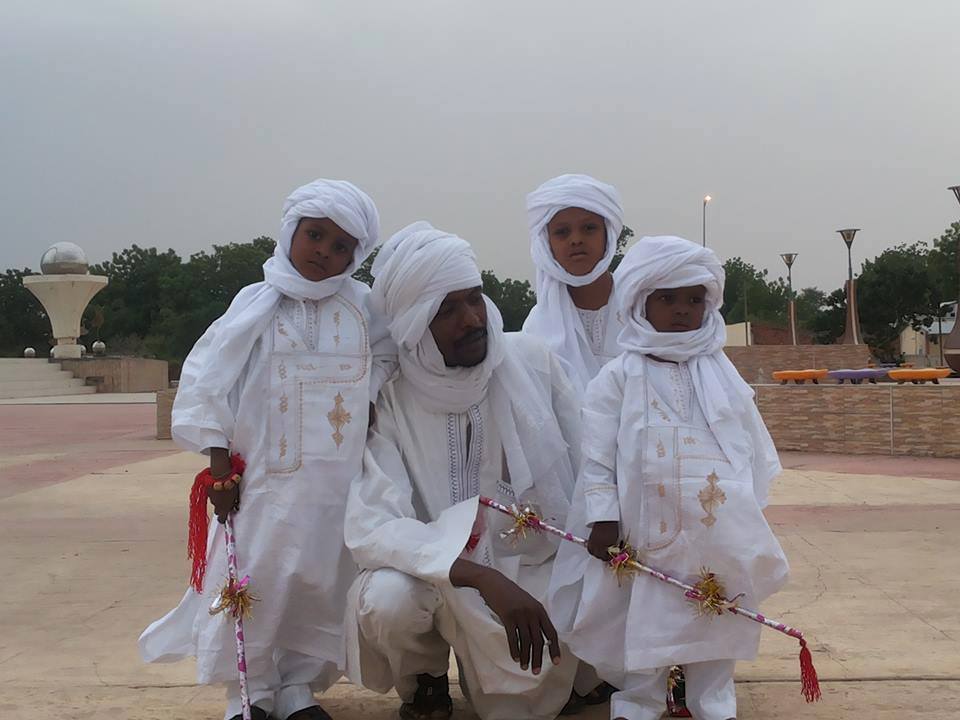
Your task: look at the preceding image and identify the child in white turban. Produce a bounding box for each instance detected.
[523,173,626,395]
[139,179,396,720]
[548,236,789,720]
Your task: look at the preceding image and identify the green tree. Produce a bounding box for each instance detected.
[720,257,788,326]
[609,225,634,273]
[352,247,378,287]
[482,271,537,331]
[857,243,937,357]
[0,268,50,356]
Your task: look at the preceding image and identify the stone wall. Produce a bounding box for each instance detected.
[156,388,176,440]
[726,345,872,385]
[60,357,169,393]
[755,383,960,458]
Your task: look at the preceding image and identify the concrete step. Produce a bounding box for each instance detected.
[0,378,89,392]
[0,359,71,380]
[0,366,76,381]
[0,384,96,400]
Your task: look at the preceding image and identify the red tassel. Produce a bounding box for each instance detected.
[798,638,822,703]
[465,533,480,553]
[187,453,245,593]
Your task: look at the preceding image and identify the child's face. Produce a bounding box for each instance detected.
[546,207,607,277]
[644,285,708,333]
[289,217,359,282]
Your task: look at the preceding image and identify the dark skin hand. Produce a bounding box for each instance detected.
[587,520,620,561]
[449,558,561,675]
[206,403,377,524]
[207,447,239,524]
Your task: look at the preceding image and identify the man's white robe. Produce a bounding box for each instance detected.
[140,281,394,691]
[344,333,581,720]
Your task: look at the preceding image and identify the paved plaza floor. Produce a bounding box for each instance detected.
[2,401,958,719]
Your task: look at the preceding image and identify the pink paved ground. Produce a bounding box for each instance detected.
[0,404,177,498]
[781,451,960,480]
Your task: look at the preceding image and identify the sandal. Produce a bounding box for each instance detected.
[286,706,333,720]
[228,707,269,720]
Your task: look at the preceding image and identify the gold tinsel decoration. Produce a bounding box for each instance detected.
[209,576,258,620]
[689,568,742,617]
[499,504,543,544]
[606,541,641,586]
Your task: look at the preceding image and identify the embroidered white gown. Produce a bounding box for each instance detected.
[140,281,394,686]
[549,356,789,686]
[343,333,582,720]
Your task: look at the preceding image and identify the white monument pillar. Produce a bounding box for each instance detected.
[23,242,108,360]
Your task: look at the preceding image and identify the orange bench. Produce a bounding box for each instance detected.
[887,368,952,385]
[771,369,830,385]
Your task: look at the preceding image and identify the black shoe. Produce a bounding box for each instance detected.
[228,707,269,720]
[399,673,453,720]
[286,706,333,720]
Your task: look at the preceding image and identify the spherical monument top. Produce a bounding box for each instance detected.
[40,242,89,275]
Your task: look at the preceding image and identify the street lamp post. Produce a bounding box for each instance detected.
[944,186,960,371]
[702,195,712,247]
[780,253,798,345]
[837,228,862,345]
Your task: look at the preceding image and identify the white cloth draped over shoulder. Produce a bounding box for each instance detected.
[613,235,780,493]
[140,179,395,693]
[172,178,385,453]
[548,235,788,683]
[522,173,625,393]
[368,221,574,519]
[344,222,582,719]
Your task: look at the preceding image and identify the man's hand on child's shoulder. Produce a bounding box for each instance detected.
[587,521,620,561]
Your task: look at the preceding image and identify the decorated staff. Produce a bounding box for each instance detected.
[481,496,821,703]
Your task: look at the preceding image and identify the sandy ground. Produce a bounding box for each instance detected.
[1,403,958,719]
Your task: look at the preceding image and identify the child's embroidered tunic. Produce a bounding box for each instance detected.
[140,282,388,684]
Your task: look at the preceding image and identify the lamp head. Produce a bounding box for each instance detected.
[837,228,860,248]
[780,252,798,268]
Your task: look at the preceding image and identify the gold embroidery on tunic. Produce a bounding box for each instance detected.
[279,433,288,459]
[660,520,668,535]
[333,311,341,347]
[650,398,671,423]
[656,437,666,458]
[657,483,666,498]
[278,362,288,380]
[328,392,352,449]
[279,394,289,414]
[698,470,726,527]
[683,436,696,445]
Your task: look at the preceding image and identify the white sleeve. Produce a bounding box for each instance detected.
[344,403,476,584]
[171,324,253,454]
[363,287,398,401]
[579,363,625,526]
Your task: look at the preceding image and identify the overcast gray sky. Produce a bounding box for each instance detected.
[2,0,959,293]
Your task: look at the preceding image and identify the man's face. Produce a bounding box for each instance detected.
[429,286,488,367]
[289,217,358,282]
[644,285,708,333]
[546,207,607,277]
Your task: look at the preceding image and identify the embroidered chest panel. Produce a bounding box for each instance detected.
[267,294,370,474]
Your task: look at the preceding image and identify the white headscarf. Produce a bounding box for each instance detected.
[371,221,503,414]
[523,173,624,392]
[372,221,571,514]
[615,236,781,503]
[179,178,380,403]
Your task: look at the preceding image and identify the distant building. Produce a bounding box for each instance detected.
[900,301,956,366]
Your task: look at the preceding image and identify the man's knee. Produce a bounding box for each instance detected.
[357,568,440,639]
